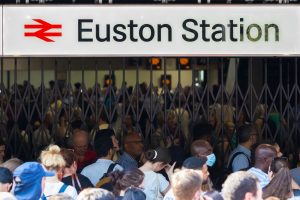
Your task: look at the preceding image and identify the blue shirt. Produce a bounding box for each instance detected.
[248,167,269,188]
[81,159,123,186]
[228,145,251,172]
[116,152,138,170]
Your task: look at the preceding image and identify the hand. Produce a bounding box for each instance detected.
[165,162,176,180]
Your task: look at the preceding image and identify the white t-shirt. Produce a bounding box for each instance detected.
[142,171,169,200]
[43,181,77,199]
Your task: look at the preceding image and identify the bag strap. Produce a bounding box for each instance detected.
[106,163,117,174]
[41,194,47,200]
[58,183,68,193]
[228,151,251,172]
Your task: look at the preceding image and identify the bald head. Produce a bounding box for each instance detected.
[124,132,144,158]
[254,144,277,173]
[191,140,213,157]
[72,130,89,156]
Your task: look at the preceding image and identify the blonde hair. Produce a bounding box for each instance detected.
[40,145,66,171]
[171,169,202,200]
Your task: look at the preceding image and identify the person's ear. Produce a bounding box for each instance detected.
[7,183,12,192]
[244,192,254,200]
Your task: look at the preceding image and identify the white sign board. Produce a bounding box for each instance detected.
[2,5,300,56]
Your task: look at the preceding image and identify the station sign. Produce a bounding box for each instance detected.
[1,5,300,56]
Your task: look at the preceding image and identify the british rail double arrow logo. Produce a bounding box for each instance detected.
[24,19,62,42]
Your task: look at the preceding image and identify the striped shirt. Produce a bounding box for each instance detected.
[248,167,269,188]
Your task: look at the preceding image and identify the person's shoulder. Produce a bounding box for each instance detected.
[113,163,124,171]
[290,167,300,174]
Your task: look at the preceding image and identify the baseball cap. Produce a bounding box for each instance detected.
[182,156,207,170]
[13,162,54,200]
[0,167,13,184]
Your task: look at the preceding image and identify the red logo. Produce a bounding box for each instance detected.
[24,19,62,42]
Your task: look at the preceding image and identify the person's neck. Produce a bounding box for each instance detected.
[140,161,155,171]
[124,151,136,159]
[63,168,73,177]
[100,155,112,160]
[45,175,60,183]
[240,142,252,150]
[254,164,267,174]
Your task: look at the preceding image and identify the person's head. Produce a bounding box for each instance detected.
[254,144,277,173]
[122,187,146,200]
[110,169,144,196]
[72,130,89,157]
[171,169,203,200]
[0,192,17,200]
[13,162,54,200]
[203,190,224,200]
[94,135,115,160]
[95,129,119,152]
[144,148,171,172]
[60,148,77,175]
[1,158,23,173]
[271,143,283,157]
[40,145,66,179]
[0,138,5,164]
[123,132,144,159]
[191,140,215,167]
[263,157,292,200]
[48,193,73,200]
[0,167,13,192]
[182,156,209,184]
[237,125,257,147]
[77,188,115,200]
[222,171,262,200]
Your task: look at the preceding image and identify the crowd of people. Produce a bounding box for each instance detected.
[0,123,299,200]
[1,80,300,199]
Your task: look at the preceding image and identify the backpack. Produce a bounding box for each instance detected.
[95,163,117,191]
[227,151,251,174]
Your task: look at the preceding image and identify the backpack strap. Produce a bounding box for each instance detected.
[228,151,251,172]
[58,183,68,193]
[106,163,117,174]
[41,194,47,200]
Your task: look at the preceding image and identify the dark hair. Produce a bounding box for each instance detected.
[60,149,75,168]
[203,190,224,200]
[263,158,292,200]
[237,124,256,144]
[270,157,288,173]
[94,136,114,158]
[145,147,171,164]
[123,187,146,200]
[110,169,144,196]
[94,129,115,147]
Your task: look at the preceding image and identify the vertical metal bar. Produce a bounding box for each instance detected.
[41,58,45,121]
[250,58,253,122]
[163,57,167,140]
[235,58,238,124]
[136,59,139,129]
[81,59,85,122]
[206,58,210,120]
[14,58,17,123]
[264,58,268,138]
[295,58,298,154]
[220,57,225,165]
[279,58,283,120]
[192,58,195,125]
[95,59,99,122]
